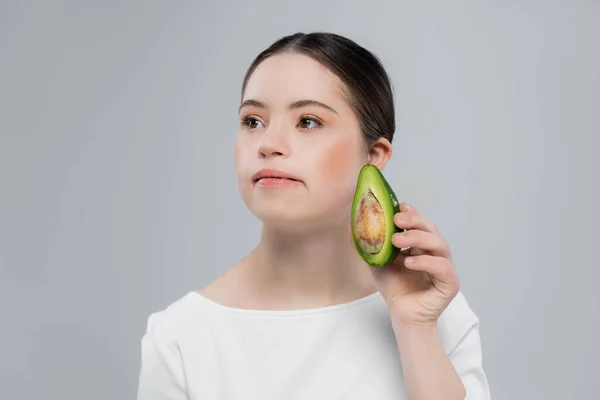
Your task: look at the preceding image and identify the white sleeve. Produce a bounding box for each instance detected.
[137,312,190,400]
[444,294,492,400]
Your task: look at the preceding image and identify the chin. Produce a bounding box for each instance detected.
[251,203,308,228]
[240,184,351,233]
[252,203,346,234]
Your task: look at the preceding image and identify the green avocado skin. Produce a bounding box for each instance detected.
[350,164,402,267]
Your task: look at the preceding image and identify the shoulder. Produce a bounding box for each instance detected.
[143,292,209,339]
[140,291,215,361]
[138,293,212,398]
[139,293,214,372]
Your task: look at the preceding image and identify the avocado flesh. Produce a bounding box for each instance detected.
[351,164,401,267]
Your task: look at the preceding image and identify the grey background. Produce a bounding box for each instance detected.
[1,1,598,399]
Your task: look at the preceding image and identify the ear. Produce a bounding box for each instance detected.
[367,137,393,170]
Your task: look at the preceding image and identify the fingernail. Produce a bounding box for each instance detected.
[405,257,414,266]
[402,203,413,211]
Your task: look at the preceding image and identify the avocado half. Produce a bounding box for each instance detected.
[350,164,402,267]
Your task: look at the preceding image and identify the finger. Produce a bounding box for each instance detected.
[392,230,450,257]
[395,203,438,233]
[404,254,459,290]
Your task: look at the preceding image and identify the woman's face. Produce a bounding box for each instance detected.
[234,53,370,231]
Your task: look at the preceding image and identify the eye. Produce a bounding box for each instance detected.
[241,116,264,130]
[298,116,323,131]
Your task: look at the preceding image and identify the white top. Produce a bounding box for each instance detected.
[137,290,491,400]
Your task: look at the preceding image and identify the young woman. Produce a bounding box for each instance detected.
[137,32,491,400]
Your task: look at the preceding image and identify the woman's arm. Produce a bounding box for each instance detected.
[392,318,466,400]
[390,294,491,400]
[368,203,491,399]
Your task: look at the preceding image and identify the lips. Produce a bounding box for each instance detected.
[252,169,302,183]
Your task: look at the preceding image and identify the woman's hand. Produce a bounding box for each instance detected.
[370,203,460,327]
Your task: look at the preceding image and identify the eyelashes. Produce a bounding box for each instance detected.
[240,116,264,130]
[240,115,324,132]
[298,117,323,131]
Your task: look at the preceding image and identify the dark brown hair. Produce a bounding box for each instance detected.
[241,32,396,146]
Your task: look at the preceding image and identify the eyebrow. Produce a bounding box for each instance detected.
[238,99,338,115]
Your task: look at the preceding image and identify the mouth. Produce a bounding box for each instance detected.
[252,169,303,184]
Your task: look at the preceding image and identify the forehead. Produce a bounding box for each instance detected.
[243,53,347,105]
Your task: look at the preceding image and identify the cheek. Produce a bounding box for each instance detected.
[314,139,359,184]
[234,136,250,173]
[234,137,253,195]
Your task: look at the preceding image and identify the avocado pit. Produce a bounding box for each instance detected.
[353,190,386,254]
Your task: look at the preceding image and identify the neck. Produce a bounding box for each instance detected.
[245,222,377,309]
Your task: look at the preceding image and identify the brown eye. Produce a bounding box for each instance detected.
[298,117,322,130]
[242,116,264,130]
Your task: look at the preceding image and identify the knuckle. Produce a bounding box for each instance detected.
[449,277,460,296]
[433,256,448,271]
[439,236,448,250]
[442,257,454,269]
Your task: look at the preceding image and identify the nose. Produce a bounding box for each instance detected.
[257,127,289,159]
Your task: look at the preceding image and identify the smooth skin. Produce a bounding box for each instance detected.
[200,52,465,399]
